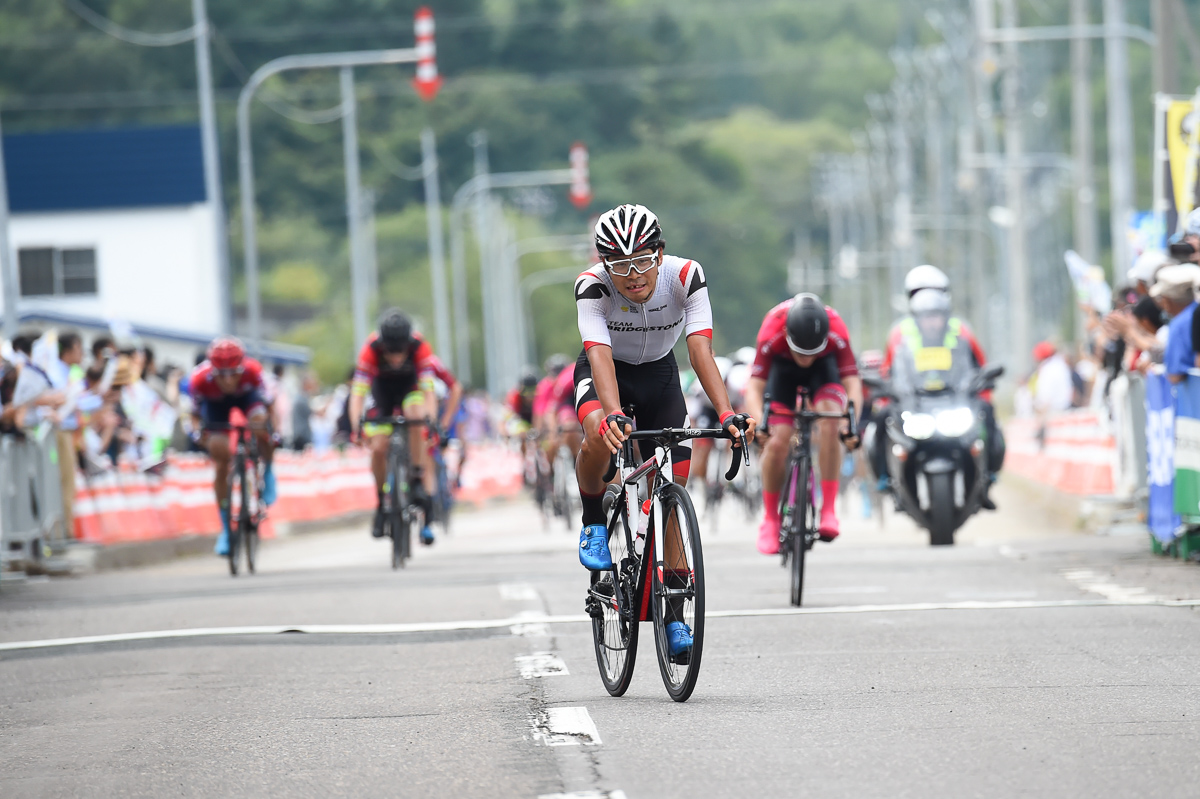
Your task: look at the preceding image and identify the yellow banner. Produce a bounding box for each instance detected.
[1167,99,1200,219]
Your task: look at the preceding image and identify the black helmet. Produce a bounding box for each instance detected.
[784,293,829,356]
[519,367,538,389]
[378,308,412,352]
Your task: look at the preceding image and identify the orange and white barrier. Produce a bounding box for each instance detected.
[1005,410,1116,495]
[73,444,523,546]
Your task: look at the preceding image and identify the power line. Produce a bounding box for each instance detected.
[63,0,196,47]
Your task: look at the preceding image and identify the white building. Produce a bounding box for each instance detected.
[1,124,305,366]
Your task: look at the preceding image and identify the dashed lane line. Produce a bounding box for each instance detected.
[4,597,1199,653]
[539,792,627,799]
[529,706,602,746]
[516,652,569,678]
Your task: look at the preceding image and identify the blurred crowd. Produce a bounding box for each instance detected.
[1015,214,1200,418]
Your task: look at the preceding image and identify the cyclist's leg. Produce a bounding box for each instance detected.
[573,351,624,569]
[812,376,850,540]
[758,359,801,554]
[200,399,234,553]
[402,385,437,543]
[244,394,277,504]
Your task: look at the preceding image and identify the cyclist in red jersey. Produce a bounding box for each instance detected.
[189,337,276,556]
[347,309,461,544]
[743,293,862,553]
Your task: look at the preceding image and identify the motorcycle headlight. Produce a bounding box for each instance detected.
[935,407,976,438]
[901,411,936,440]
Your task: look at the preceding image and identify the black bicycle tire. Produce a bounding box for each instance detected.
[590,498,639,697]
[790,458,810,607]
[243,457,257,575]
[390,445,407,569]
[650,482,705,702]
[227,453,243,577]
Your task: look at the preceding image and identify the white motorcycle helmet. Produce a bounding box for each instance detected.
[904,264,950,299]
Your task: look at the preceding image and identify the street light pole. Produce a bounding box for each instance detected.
[448,164,574,389]
[1104,0,1136,280]
[0,113,16,339]
[506,234,591,368]
[1070,0,1099,264]
[191,0,231,336]
[340,67,369,350]
[237,47,418,353]
[420,127,451,362]
[999,0,1030,373]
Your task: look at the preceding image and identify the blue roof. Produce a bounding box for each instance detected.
[3,125,207,213]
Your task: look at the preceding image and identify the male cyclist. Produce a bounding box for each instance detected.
[348,309,460,546]
[879,265,1000,509]
[743,293,862,554]
[189,337,276,556]
[574,203,754,660]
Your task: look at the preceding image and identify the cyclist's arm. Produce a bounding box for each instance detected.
[348,378,369,435]
[440,381,462,432]
[584,345,623,418]
[744,376,767,430]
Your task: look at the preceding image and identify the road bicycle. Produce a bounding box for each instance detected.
[585,423,747,702]
[550,426,581,530]
[206,423,267,577]
[374,415,434,570]
[764,391,857,607]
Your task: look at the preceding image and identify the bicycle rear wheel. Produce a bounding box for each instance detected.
[588,493,640,696]
[650,482,705,702]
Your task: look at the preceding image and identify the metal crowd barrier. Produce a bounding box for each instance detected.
[1,425,65,574]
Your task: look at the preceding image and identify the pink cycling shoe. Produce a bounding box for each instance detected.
[757,515,781,554]
[818,505,840,542]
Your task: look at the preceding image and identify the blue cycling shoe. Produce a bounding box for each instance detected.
[666,621,693,658]
[579,524,613,570]
[262,465,277,506]
[215,508,231,556]
[876,475,891,493]
[420,525,435,546]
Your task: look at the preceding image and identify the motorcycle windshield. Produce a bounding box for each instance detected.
[890,314,977,401]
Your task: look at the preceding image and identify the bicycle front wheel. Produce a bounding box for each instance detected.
[389,451,408,569]
[788,459,811,607]
[244,461,260,575]
[227,455,244,577]
[588,496,640,696]
[650,482,705,702]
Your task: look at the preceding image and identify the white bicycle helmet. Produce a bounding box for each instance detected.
[594,203,664,257]
[904,264,950,298]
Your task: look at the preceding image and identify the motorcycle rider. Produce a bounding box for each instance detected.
[876,266,1002,510]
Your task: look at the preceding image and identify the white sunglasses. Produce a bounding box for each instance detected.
[604,252,658,277]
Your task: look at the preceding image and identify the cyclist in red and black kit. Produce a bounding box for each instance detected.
[189,337,276,556]
[743,294,862,554]
[347,309,461,545]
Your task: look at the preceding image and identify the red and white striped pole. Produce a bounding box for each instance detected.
[568,141,592,209]
[412,6,442,102]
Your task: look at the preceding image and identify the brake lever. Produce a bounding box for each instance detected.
[724,429,748,481]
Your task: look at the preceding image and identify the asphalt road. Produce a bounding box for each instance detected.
[3,477,1200,798]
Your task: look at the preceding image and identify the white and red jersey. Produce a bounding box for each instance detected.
[189,357,269,401]
[574,255,713,365]
[751,300,858,379]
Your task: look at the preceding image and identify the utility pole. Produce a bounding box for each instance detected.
[1151,0,1177,94]
[421,127,451,365]
[0,113,16,339]
[1104,0,1136,281]
[469,132,499,394]
[1071,0,1099,264]
[362,187,379,298]
[341,67,369,349]
[1000,0,1030,372]
[191,0,231,335]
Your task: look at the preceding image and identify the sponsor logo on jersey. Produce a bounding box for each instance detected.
[606,316,684,333]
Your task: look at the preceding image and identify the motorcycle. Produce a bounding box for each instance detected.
[864,361,1003,546]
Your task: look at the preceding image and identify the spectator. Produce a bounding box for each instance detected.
[1151,264,1200,383]
[0,352,17,432]
[1032,341,1074,414]
[53,332,85,537]
[10,331,65,428]
[291,371,318,451]
[1127,249,1173,297]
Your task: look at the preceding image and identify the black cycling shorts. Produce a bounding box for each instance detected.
[573,349,692,477]
[365,373,423,420]
[199,390,267,427]
[764,355,847,421]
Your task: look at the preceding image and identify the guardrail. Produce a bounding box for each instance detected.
[0,426,65,573]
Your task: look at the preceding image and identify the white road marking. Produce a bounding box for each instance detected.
[530,707,601,746]
[499,582,540,601]
[6,598,1200,652]
[515,652,569,678]
[807,586,888,595]
[1061,569,1162,603]
[510,610,551,637]
[539,792,627,799]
